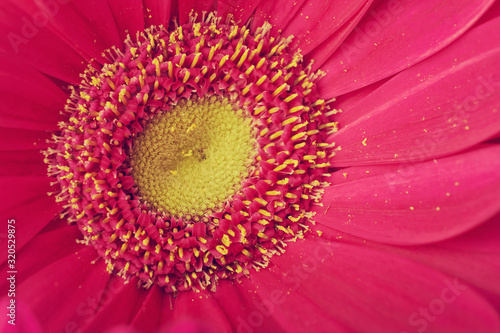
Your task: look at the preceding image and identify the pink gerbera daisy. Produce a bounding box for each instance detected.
[1,0,500,332]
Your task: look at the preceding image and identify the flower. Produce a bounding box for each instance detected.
[1,0,500,333]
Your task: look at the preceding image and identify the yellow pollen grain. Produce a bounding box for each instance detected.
[292,121,308,132]
[256,57,266,70]
[219,54,229,68]
[269,130,284,140]
[216,245,229,255]
[289,105,304,113]
[266,190,281,196]
[256,75,267,86]
[221,234,231,247]
[268,107,280,114]
[167,61,174,78]
[284,93,298,103]
[152,58,161,76]
[270,70,282,83]
[253,106,266,116]
[182,70,191,83]
[245,65,255,76]
[236,49,249,69]
[178,54,186,68]
[191,53,201,68]
[241,83,252,96]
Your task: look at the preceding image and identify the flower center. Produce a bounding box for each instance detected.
[45,13,338,294]
[131,97,256,217]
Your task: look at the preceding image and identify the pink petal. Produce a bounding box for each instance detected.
[163,320,218,333]
[314,145,500,245]
[107,0,145,40]
[232,275,351,332]
[251,0,307,36]
[331,74,391,113]
[16,247,111,333]
[318,0,495,97]
[9,0,123,63]
[0,54,67,130]
[474,0,500,28]
[0,4,85,83]
[0,150,48,177]
[0,224,82,283]
[210,281,286,332]
[129,286,163,332]
[217,0,262,25]
[384,213,500,309]
[0,176,59,251]
[318,212,500,310]
[103,327,137,333]
[143,0,173,26]
[307,0,375,71]
[0,297,43,333]
[329,17,500,166]
[81,276,148,333]
[266,236,500,333]
[281,0,368,55]
[0,128,51,151]
[168,289,233,332]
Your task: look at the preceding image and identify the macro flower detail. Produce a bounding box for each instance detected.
[1,0,500,333]
[44,16,336,293]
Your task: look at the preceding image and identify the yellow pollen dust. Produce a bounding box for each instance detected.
[131,96,256,217]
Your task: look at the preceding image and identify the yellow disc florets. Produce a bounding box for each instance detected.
[131,96,256,217]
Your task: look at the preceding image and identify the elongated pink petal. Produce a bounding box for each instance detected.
[107,0,145,40]
[329,17,500,166]
[102,327,137,333]
[307,0,374,70]
[282,0,368,55]
[9,0,123,63]
[0,5,85,83]
[211,281,286,332]
[0,55,67,130]
[168,290,233,332]
[251,0,307,36]
[0,224,81,282]
[0,128,50,150]
[81,276,147,333]
[0,298,43,333]
[129,286,164,332]
[0,176,59,251]
[231,276,351,332]
[218,0,262,25]
[330,75,391,114]
[318,0,495,97]
[385,214,500,308]
[264,236,500,333]
[315,145,500,245]
[474,0,500,27]
[162,321,217,333]
[143,0,172,26]
[318,213,500,310]
[0,150,47,177]
[16,247,111,333]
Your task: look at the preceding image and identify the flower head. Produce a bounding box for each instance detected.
[44,16,335,293]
